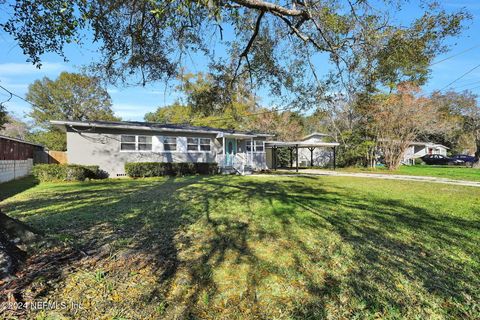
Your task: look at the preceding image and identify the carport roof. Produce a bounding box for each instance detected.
[265,141,340,148]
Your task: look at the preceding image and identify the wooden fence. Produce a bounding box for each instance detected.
[0,135,36,160]
[47,150,68,164]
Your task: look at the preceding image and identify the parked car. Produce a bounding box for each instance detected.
[451,154,477,164]
[421,154,451,165]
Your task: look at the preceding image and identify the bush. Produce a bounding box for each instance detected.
[125,162,218,178]
[413,158,425,165]
[32,164,107,182]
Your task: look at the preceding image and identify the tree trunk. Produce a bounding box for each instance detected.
[472,136,480,168]
[0,211,40,280]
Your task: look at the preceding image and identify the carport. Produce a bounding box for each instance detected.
[265,141,340,172]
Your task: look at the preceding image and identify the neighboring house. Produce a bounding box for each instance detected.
[51,120,274,177]
[0,135,45,183]
[297,132,335,167]
[402,142,449,165]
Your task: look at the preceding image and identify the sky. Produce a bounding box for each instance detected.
[0,0,480,122]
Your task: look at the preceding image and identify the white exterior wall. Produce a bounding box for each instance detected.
[67,129,222,177]
[66,128,268,176]
[436,147,448,156]
[0,159,33,183]
[403,145,448,164]
[298,135,333,167]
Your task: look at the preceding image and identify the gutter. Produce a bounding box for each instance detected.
[50,120,275,138]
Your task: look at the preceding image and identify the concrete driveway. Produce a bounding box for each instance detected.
[255,169,480,187]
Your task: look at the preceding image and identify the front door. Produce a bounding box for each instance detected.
[225,138,237,166]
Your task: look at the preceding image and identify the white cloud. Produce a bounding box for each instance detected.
[107,88,119,94]
[146,90,165,95]
[0,62,67,75]
[112,103,153,121]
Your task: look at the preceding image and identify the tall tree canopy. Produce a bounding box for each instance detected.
[1,0,470,107]
[367,84,440,170]
[430,90,480,166]
[26,72,119,150]
[0,106,6,128]
[0,114,29,140]
[144,70,316,139]
[145,71,257,129]
[28,72,118,128]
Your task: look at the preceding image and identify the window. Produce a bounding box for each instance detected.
[246,140,264,152]
[121,135,152,151]
[187,138,199,151]
[138,136,152,151]
[255,141,264,152]
[121,135,136,151]
[200,138,211,151]
[163,137,177,151]
[187,137,211,151]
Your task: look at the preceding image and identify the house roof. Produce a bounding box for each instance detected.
[301,132,330,141]
[410,141,449,149]
[0,134,44,147]
[378,138,449,150]
[50,120,274,138]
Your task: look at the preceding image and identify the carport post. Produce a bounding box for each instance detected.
[273,146,277,170]
[289,147,293,168]
[308,147,314,167]
[296,144,299,172]
[333,146,336,170]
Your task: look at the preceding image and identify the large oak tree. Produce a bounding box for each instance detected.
[0,1,470,104]
[27,72,119,150]
[431,90,480,167]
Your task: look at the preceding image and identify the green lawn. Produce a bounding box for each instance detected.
[1,175,479,319]
[330,165,480,182]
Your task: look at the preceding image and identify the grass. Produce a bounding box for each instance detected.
[1,175,479,319]
[0,175,38,201]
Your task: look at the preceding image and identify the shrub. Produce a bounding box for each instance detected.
[125,162,218,178]
[414,158,425,165]
[32,164,107,182]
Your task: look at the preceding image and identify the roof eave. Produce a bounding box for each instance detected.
[265,141,340,148]
[51,120,224,135]
[0,134,44,147]
[50,120,275,137]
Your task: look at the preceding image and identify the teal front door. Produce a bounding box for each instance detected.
[225,138,237,166]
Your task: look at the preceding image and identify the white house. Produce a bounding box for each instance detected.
[297,132,335,167]
[51,120,274,176]
[402,142,449,165]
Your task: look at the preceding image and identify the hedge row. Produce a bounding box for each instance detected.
[125,162,218,177]
[32,164,107,182]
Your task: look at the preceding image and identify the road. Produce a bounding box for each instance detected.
[254,169,480,187]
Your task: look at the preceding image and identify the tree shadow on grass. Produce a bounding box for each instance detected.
[0,176,38,202]
[0,175,478,319]
[195,177,479,318]
[0,176,203,316]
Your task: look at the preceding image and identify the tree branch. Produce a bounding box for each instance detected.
[234,10,265,82]
[231,0,305,17]
[270,11,324,50]
[241,11,264,57]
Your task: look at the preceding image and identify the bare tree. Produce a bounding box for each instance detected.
[0,114,29,140]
